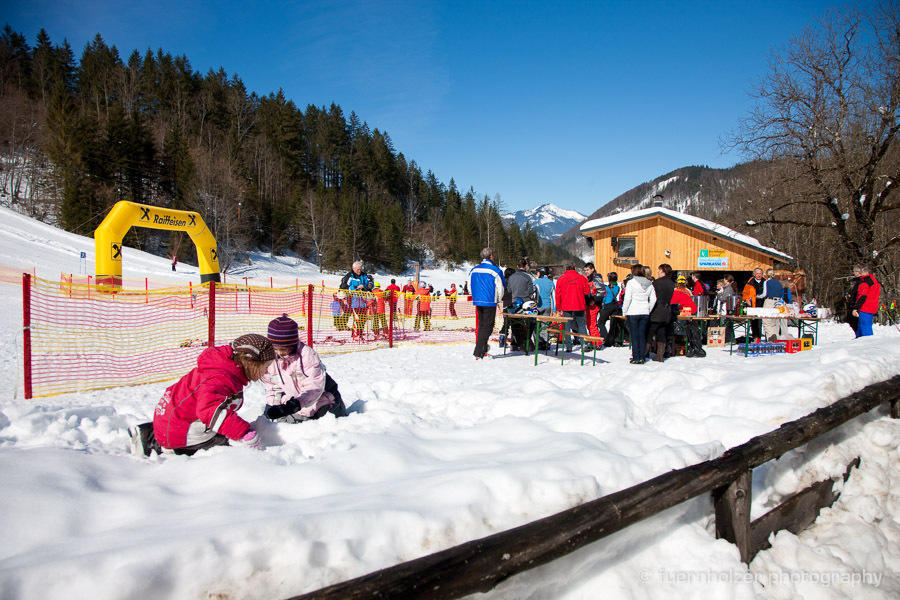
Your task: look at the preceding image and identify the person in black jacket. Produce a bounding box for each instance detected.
[506,258,537,351]
[497,267,516,348]
[844,266,862,332]
[649,264,676,361]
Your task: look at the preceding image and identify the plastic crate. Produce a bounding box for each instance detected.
[799,336,813,351]
[774,339,802,353]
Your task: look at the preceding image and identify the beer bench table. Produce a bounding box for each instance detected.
[544,328,604,366]
[724,315,823,356]
[502,313,573,366]
[790,316,824,344]
[610,314,717,350]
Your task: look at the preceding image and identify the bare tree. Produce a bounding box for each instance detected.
[728,4,900,287]
[188,147,249,272]
[299,186,336,272]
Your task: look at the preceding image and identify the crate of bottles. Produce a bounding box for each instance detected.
[799,336,813,351]
[735,341,787,357]
[773,339,802,353]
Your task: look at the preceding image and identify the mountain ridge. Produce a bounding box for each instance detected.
[501,203,587,241]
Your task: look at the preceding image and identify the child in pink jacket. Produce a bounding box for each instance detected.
[261,314,347,422]
[129,333,275,456]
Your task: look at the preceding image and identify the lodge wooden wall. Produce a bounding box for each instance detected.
[586,216,778,280]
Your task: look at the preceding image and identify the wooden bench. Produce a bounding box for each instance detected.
[545,328,604,365]
[502,313,571,366]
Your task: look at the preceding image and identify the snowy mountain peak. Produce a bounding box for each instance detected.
[501,203,587,241]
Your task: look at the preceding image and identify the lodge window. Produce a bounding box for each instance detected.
[616,237,636,258]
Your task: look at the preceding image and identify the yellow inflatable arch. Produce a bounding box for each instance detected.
[95,201,220,285]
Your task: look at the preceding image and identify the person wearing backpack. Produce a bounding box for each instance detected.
[691,272,710,297]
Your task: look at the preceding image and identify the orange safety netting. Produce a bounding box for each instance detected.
[19,274,494,398]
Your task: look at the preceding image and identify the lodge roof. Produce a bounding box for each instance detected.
[579,207,793,262]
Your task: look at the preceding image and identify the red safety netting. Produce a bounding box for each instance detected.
[18,274,497,398]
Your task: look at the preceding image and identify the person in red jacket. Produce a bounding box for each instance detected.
[372,283,388,334]
[673,276,698,315]
[554,264,591,352]
[401,280,416,316]
[385,278,401,326]
[129,333,275,456]
[690,271,709,297]
[414,284,432,330]
[852,265,881,337]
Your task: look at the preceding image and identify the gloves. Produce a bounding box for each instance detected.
[239,429,262,450]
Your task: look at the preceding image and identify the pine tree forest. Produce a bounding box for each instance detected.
[0,27,580,273]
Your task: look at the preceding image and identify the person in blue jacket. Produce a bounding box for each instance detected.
[534,267,555,315]
[467,247,506,359]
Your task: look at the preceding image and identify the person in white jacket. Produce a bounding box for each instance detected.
[261,314,347,422]
[621,264,657,364]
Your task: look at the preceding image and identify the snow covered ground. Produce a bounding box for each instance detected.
[0,207,898,600]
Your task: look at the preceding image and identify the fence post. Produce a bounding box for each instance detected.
[22,273,33,399]
[389,294,395,348]
[307,284,314,347]
[713,470,752,563]
[208,281,216,347]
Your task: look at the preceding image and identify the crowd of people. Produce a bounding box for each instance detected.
[465,247,883,364]
[328,260,468,337]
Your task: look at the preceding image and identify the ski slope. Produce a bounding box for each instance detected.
[0,207,898,600]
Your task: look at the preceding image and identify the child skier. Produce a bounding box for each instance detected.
[129,333,275,456]
[261,314,347,422]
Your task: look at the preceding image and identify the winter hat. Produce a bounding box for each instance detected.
[267,314,299,346]
[676,275,687,285]
[231,333,275,362]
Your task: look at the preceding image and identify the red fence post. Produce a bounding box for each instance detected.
[307,284,314,347]
[389,294,394,348]
[208,281,216,347]
[22,273,33,399]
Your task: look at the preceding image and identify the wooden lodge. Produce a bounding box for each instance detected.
[579,207,793,282]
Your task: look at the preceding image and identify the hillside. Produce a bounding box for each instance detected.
[554,164,761,261]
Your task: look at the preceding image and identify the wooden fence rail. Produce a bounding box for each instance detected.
[289,375,900,600]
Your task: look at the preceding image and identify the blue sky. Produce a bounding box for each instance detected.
[5,0,866,215]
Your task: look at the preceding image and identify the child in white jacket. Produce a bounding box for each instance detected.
[261,314,347,422]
